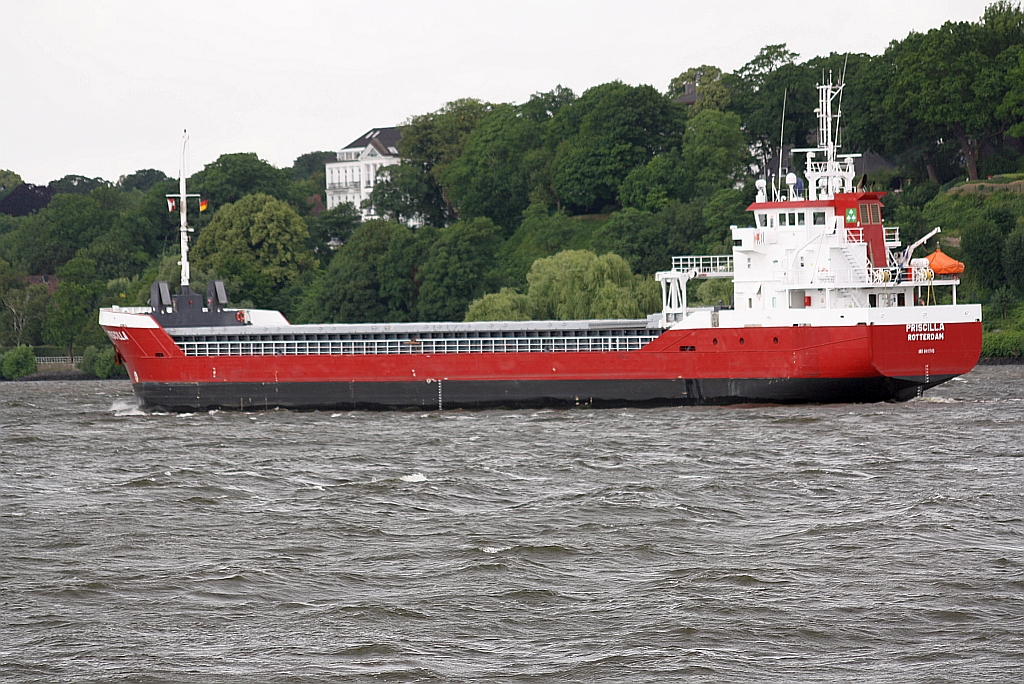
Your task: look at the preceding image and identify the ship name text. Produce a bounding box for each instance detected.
[906,322,945,341]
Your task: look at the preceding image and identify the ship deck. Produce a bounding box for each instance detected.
[165,318,662,357]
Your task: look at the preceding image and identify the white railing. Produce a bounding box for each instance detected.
[671,255,734,277]
[36,356,83,364]
[784,266,953,286]
[177,334,659,358]
[844,226,900,246]
[844,226,864,243]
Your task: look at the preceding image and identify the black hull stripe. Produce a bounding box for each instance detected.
[134,377,950,411]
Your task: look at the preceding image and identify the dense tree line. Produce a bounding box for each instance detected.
[5,2,1024,365]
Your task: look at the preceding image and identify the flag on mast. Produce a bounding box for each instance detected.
[199,199,209,212]
[167,198,177,212]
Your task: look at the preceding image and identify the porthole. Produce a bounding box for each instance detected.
[739,338,745,345]
[713,338,718,345]
[773,337,779,344]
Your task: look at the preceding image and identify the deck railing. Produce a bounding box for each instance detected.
[671,255,734,277]
[176,334,659,357]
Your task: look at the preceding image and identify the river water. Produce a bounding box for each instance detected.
[2,367,1023,682]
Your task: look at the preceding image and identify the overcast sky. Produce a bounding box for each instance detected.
[2,0,996,185]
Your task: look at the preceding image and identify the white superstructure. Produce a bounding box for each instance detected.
[655,78,975,330]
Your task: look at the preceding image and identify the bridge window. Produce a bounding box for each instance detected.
[758,213,767,227]
[813,212,826,225]
[797,212,806,225]
[779,213,787,226]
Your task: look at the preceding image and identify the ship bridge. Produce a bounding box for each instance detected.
[652,76,962,328]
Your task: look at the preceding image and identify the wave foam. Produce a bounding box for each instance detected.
[481,546,511,554]
[400,473,427,483]
[110,399,146,416]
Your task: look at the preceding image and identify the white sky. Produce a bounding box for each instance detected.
[2,0,995,185]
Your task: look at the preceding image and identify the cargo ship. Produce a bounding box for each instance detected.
[100,84,982,411]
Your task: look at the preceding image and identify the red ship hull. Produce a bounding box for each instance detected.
[102,318,982,410]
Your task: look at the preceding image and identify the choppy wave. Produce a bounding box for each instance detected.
[3,368,1023,682]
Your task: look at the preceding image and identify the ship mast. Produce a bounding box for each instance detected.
[166,131,199,290]
[791,74,859,200]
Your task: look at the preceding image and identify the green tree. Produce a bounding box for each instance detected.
[525,250,657,320]
[49,175,110,195]
[188,153,296,212]
[886,5,1024,181]
[1003,226,1024,294]
[493,203,599,288]
[307,202,362,265]
[620,109,750,212]
[726,45,817,168]
[364,162,446,226]
[702,187,751,231]
[77,344,127,379]
[989,285,1017,319]
[1,344,36,380]
[43,256,103,358]
[0,187,131,274]
[594,200,707,276]
[519,86,577,123]
[618,154,680,212]
[289,151,336,180]
[295,220,420,323]
[960,216,1005,291]
[692,278,734,307]
[1,284,50,347]
[79,224,153,281]
[464,288,531,321]
[368,99,492,225]
[0,170,23,202]
[548,82,685,214]
[417,217,503,321]
[117,169,170,192]
[678,109,751,198]
[666,64,730,112]
[191,194,318,311]
[442,104,543,231]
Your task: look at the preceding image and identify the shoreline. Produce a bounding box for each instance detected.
[6,370,127,382]
[977,356,1024,365]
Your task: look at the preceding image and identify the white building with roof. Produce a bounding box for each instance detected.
[325,127,402,217]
